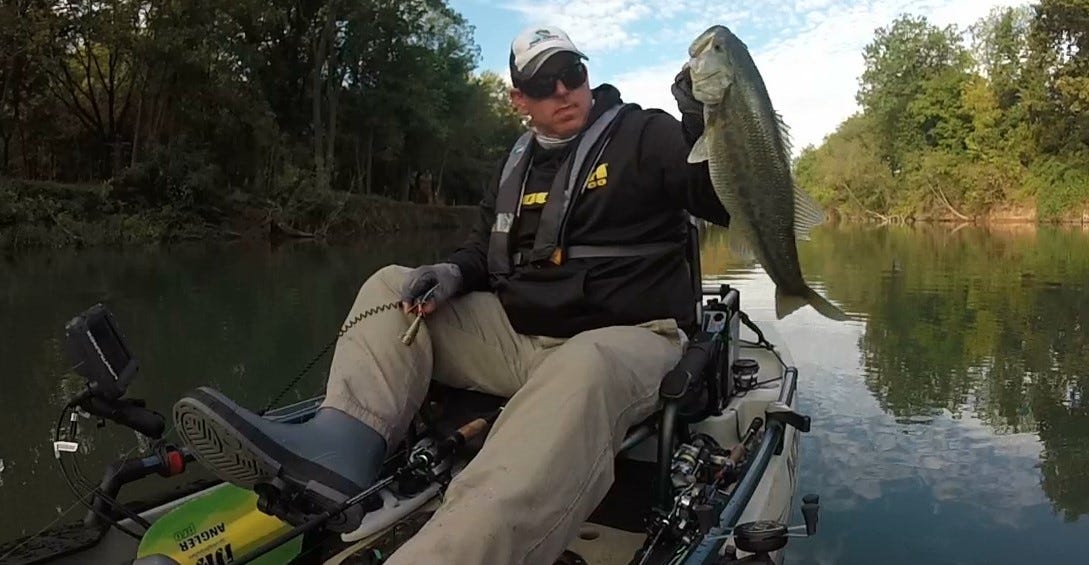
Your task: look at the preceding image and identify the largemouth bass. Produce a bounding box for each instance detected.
[686,25,848,321]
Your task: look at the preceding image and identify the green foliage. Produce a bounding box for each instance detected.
[0,177,195,251]
[1025,154,1089,219]
[0,0,523,250]
[857,14,973,170]
[111,138,226,211]
[795,113,896,220]
[799,2,1089,222]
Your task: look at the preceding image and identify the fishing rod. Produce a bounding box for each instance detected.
[235,407,503,565]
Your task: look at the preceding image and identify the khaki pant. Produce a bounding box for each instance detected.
[321,265,684,565]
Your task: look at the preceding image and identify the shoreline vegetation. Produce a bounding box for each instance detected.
[5,1,1089,254]
[795,1,1089,225]
[1,176,476,253]
[0,0,519,253]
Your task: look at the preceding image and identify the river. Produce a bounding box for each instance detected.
[1,224,1087,564]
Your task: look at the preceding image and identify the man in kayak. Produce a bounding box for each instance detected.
[173,25,727,564]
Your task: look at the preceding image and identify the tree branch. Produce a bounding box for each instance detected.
[840,181,890,222]
[930,183,971,220]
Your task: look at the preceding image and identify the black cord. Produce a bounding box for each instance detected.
[258,301,402,416]
[56,403,153,531]
[739,338,787,369]
[54,404,145,540]
[738,311,771,348]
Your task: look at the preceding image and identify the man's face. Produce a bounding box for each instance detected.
[511,53,593,139]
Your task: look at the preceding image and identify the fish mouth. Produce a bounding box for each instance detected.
[691,70,728,103]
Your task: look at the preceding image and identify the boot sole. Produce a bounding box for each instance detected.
[173,387,367,533]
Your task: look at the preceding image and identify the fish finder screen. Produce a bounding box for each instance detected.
[86,311,131,379]
[65,303,137,398]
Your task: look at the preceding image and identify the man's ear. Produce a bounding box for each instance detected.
[510,88,530,116]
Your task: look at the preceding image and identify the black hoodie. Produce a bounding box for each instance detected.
[444,84,729,338]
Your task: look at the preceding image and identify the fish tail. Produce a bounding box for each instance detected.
[774,286,850,321]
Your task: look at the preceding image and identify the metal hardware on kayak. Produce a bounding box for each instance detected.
[698,495,821,565]
[51,303,176,540]
[673,366,813,565]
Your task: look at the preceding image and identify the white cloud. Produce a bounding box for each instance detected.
[609,59,688,115]
[503,0,654,52]
[502,0,1026,156]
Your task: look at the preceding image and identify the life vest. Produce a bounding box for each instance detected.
[487,102,679,276]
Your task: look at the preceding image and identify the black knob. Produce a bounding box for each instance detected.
[694,503,716,534]
[733,359,760,391]
[733,520,788,554]
[732,359,759,377]
[801,493,820,536]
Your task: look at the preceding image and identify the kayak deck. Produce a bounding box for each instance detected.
[14,322,799,565]
[321,322,799,564]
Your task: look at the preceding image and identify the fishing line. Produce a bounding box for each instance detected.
[258,300,402,416]
[0,397,156,563]
[0,490,102,563]
[52,403,149,538]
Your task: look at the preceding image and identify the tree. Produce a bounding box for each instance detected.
[795,113,896,220]
[796,2,1089,222]
[857,14,973,172]
[0,0,524,215]
[970,5,1033,109]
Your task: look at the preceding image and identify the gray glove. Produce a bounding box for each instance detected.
[400,263,462,308]
[671,64,701,117]
[671,63,705,144]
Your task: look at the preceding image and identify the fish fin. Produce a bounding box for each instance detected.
[793,185,826,241]
[725,217,758,260]
[774,110,793,159]
[774,285,850,321]
[773,288,809,320]
[687,134,710,163]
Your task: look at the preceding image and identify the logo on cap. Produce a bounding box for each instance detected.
[529,29,559,47]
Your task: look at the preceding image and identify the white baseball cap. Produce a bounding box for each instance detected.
[509,25,588,80]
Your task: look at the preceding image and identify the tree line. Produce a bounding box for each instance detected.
[0,0,523,218]
[795,1,1089,222]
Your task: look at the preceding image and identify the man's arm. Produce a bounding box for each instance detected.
[646,65,730,226]
[442,159,502,295]
[643,111,730,227]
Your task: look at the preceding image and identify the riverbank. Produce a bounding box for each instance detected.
[0,178,476,254]
[825,202,1089,225]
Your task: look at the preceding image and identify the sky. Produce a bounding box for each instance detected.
[449,0,1026,156]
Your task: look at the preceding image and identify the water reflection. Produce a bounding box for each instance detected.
[2,223,1088,563]
[0,231,466,541]
[699,223,1089,563]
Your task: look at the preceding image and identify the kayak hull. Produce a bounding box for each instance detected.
[9,322,801,565]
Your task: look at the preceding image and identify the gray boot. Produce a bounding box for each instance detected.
[173,387,386,532]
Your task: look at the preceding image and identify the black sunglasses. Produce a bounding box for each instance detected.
[519,62,587,99]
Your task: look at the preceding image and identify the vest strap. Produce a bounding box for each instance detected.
[513,241,681,266]
[488,101,635,277]
[528,103,629,264]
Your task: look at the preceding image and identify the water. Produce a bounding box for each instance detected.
[1,223,1088,563]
